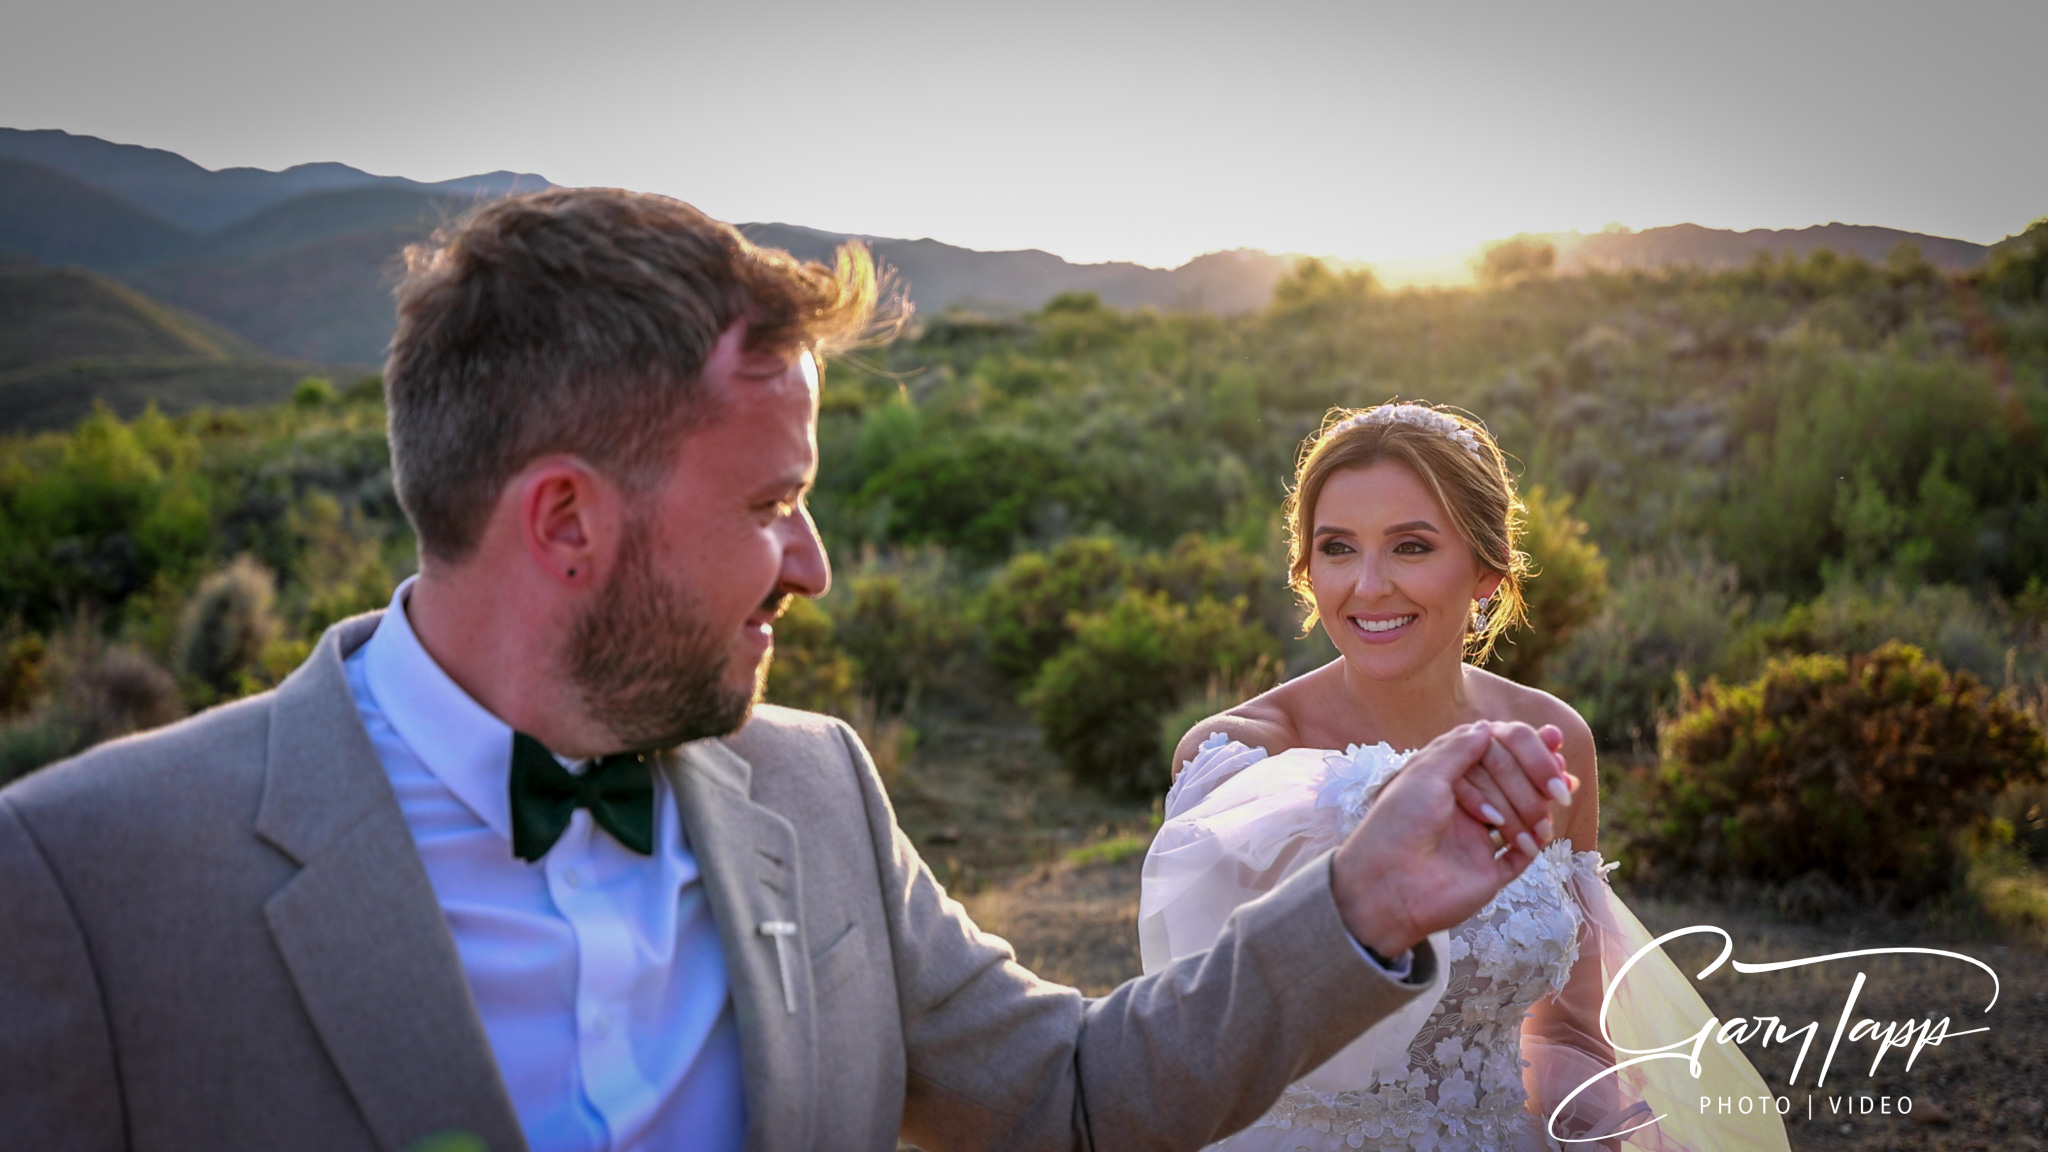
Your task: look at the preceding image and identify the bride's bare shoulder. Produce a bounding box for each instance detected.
[1463,665,1595,757]
[1168,672,1321,779]
[1462,664,1601,837]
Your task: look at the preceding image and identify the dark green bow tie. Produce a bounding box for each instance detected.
[508,732,656,862]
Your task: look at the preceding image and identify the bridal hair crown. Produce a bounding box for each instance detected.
[1328,403,1484,459]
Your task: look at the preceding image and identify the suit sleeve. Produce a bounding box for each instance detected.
[832,724,1441,1152]
[0,797,126,1149]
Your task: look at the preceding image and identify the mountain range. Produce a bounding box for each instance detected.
[1552,221,1990,275]
[0,130,1320,375]
[0,127,2014,431]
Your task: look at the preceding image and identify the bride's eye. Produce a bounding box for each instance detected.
[1393,540,1432,555]
[1318,538,1354,556]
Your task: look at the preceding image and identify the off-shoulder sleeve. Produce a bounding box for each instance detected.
[1520,850,1791,1151]
[1141,743,1454,1095]
[1164,732,1270,819]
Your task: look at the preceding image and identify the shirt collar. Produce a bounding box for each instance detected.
[360,575,520,839]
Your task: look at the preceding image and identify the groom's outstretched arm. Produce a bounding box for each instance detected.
[839,729,1440,1152]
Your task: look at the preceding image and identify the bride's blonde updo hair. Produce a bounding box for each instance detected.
[1283,401,1530,663]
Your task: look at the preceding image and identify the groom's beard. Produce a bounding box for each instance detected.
[565,519,763,751]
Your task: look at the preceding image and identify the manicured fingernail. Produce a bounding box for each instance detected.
[1480,803,1506,826]
[1546,778,1572,805]
[1516,832,1539,856]
[1535,818,1553,841]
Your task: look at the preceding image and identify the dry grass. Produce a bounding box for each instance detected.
[848,694,917,792]
[884,707,1157,898]
[960,856,1145,996]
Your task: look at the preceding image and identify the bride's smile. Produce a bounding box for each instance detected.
[1348,612,1417,641]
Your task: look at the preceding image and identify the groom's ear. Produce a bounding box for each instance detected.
[514,455,622,588]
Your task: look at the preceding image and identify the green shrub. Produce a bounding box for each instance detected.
[856,429,1102,561]
[287,492,398,636]
[1134,533,1282,630]
[980,533,1280,689]
[1633,642,2047,908]
[1547,554,1752,750]
[1740,577,2046,687]
[0,628,46,718]
[0,404,215,627]
[1479,236,1557,287]
[1982,216,2048,306]
[1026,590,1278,797]
[344,375,386,405]
[979,537,1131,682]
[0,627,183,784]
[1992,775,2048,866]
[175,555,278,697]
[1711,351,2028,595]
[292,376,336,408]
[1488,485,1609,686]
[763,596,858,715]
[0,714,79,785]
[833,572,963,714]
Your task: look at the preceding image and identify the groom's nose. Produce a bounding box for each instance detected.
[776,501,831,600]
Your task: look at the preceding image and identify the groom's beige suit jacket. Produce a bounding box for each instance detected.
[0,611,1443,1151]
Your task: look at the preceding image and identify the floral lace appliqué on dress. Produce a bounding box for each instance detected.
[1256,842,1607,1152]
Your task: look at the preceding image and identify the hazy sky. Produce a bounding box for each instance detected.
[4,0,2042,267]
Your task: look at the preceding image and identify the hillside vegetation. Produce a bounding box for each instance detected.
[0,261,249,370]
[4,225,2043,760]
[0,259,360,430]
[6,223,2048,980]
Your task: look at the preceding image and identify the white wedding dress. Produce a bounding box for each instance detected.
[1140,735,1792,1152]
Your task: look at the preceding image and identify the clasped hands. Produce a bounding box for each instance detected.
[1332,721,1578,957]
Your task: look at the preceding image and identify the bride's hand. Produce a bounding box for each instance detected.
[1453,721,1577,860]
[1329,721,1570,956]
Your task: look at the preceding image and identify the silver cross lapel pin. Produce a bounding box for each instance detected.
[758,919,799,1014]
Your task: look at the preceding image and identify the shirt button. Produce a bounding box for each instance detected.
[591,1011,612,1038]
[563,868,582,889]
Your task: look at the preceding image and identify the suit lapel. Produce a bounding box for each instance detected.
[670,738,815,1152]
[256,613,526,1152]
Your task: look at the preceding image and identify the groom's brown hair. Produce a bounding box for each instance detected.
[385,187,887,564]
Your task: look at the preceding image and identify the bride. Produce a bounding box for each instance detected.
[1139,403,1790,1152]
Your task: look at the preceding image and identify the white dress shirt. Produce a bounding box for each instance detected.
[344,578,745,1152]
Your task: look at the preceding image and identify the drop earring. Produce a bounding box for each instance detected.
[1471,595,1493,633]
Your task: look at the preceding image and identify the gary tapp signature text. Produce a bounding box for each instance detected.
[1546,926,2000,1144]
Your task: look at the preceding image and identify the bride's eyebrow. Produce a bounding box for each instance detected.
[1383,520,1439,535]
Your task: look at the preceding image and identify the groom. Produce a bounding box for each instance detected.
[0,188,1575,1151]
